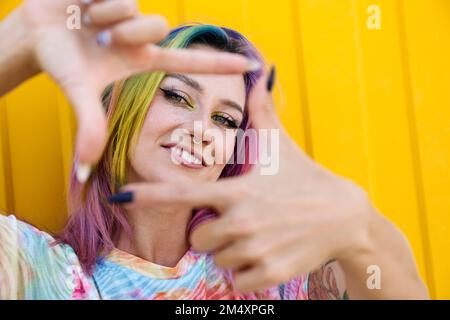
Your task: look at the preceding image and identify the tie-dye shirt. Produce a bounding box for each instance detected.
[0,214,309,300]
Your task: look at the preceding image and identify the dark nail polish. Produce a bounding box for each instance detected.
[108,191,134,204]
[266,65,276,92]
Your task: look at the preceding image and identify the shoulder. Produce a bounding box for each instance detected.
[0,213,82,266]
[0,214,95,299]
[0,214,66,258]
[0,214,53,245]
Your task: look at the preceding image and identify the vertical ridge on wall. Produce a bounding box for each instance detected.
[290,0,314,157]
[401,0,450,299]
[138,0,180,27]
[396,0,436,298]
[0,99,7,211]
[56,91,76,195]
[176,0,185,26]
[296,0,369,189]
[183,0,246,33]
[352,0,430,294]
[4,75,67,233]
[245,0,307,148]
[351,0,372,193]
[0,98,15,214]
[0,0,20,216]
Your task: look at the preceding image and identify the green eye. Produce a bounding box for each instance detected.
[160,88,194,109]
[212,113,238,129]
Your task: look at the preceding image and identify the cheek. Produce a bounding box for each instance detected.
[135,99,183,146]
[128,102,172,166]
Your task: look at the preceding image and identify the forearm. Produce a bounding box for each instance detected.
[0,6,39,96]
[338,209,429,299]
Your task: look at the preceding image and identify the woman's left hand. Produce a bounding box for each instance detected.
[120,69,377,292]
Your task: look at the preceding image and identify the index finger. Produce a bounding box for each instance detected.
[110,177,247,210]
[137,45,261,74]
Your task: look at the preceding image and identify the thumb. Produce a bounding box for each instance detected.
[247,65,281,130]
[64,83,108,182]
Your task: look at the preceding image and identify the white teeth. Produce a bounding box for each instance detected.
[170,146,202,165]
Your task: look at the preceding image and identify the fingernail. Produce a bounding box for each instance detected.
[266,65,276,92]
[96,30,112,47]
[246,59,261,72]
[82,13,92,26]
[81,0,92,5]
[108,191,134,204]
[76,162,92,183]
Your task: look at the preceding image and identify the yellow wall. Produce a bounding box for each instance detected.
[0,0,449,299]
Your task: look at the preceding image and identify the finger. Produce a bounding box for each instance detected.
[212,226,304,270]
[114,178,247,209]
[129,45,260,75]
[64,83,107,179]
[189,220,235,253]
[84,0,138,27]
[247,65,282,130]
[233,242,319,293]
[190,215,254,253]
[104,15,169,46]
[190,204,274,253]
[189,195,314,253]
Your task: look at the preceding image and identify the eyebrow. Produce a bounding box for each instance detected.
[165,73,244,114]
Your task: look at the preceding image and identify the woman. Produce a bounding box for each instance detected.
[0,1,428,300]
[0,21,310,299]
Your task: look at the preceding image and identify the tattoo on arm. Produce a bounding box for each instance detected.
[308,260,349,300]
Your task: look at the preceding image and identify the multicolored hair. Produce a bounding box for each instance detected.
[56,24,264,274]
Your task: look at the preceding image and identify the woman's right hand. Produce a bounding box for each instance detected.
[15,0,257,180]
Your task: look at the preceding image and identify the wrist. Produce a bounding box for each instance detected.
[0,5,40,95]
[336,195,380,266]
[337,202,393,274]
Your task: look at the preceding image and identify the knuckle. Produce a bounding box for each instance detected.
[225,214,253,237]
[241,241,262,261]
[231,183,254,201]
[146,46,160,62]
[215,257,229,269]
[119,0,138,17]
[222,222,241,239]
[150,15,169,39]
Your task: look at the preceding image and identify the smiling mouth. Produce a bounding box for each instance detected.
[161,144,206,169]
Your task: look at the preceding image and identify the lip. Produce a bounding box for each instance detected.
[161,143,206,169]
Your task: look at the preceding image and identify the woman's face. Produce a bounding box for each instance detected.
[127,47,246,184]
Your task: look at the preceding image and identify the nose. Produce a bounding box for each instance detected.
[184,115,221,167]
[185,112,215,146]
[192,134,203,145]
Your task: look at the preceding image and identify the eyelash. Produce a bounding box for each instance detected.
[159,88,239,129]
[160,88,193,108]
[211,113,238,129]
